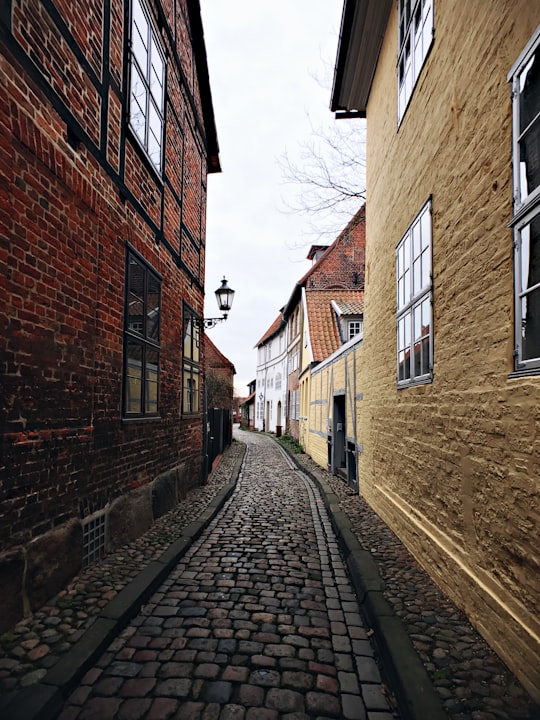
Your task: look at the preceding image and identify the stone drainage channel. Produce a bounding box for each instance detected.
[52,431,397,720]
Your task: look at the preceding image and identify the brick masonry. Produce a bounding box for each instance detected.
[357,1,539,699]
[0,0,218,630]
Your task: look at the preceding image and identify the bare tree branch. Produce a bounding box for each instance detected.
[278,120,366,241]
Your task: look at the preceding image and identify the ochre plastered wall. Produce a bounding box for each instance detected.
[359,1,539,698]
[307,343,363,479]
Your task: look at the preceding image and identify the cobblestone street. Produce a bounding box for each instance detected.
[54,431,396,720]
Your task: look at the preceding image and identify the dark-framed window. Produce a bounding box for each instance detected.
[509,25,540,371]
[396,199,433,386]
[129,0,165,173]
[124,248,161,417]
[183,306,201,414]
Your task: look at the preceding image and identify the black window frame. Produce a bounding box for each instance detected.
[128,0,166,174]
[182,305,201,415]
[123,245,162,419]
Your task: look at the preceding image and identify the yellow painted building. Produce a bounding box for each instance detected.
[305,335,363,487]
[332,0,540,698]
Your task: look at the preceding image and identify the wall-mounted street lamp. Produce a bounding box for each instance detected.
[197,276,235,330]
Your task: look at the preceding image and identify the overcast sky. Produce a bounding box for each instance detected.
[200,0,346,395]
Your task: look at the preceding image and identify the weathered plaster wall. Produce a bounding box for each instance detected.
[307,342,363,484]
[359,1,540,698]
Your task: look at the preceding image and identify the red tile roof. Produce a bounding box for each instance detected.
[306,290,364,361]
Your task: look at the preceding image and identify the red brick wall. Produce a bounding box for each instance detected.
[0,0,215,565]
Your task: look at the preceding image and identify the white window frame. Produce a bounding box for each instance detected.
[129,0,166,173]
[398,0,434,123]
[348,319,363,341]
[396,199,433,386]
[509,25,540,372]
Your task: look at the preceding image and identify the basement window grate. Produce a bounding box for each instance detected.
[82,511,107,566]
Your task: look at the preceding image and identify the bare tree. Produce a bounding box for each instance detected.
[279,120,366,241]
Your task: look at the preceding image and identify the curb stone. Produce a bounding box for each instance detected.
[0,450,245,720]
[279,440,448,720]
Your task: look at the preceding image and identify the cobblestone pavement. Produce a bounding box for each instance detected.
[1,428,538,720]
[0,444,243,697]
[290,446,540,720]
[55,430,397,720]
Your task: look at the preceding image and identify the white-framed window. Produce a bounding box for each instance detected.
[396,199,433,385]
[398,0,434,123]
[509,26,540,372]
[129,0,165,172]
[275,373,282,390]
[348,319,363,341]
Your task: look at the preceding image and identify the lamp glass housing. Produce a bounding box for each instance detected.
[215,276,235,315]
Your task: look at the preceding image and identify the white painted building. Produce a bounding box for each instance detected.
[254,313,288,435]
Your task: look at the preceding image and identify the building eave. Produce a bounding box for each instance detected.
[188,0,221,173]
[330,0,392,114]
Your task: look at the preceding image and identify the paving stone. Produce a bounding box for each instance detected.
[202,681,233,703]
[155,678,192,697]
[245,709,278,720]
[305,690,341,717]
[361,685,390,711]
[117,697,152,719]
[237,683,265,706]
[219,705,246,720]
[146,697,178,720]
[78,697,122,719]
[119,677,157,697]
[356,657,381,684]
[265,687,305,713]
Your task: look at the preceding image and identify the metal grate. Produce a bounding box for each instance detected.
[82,511,107,566]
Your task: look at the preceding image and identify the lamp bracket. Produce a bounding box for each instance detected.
[195,315,228,330]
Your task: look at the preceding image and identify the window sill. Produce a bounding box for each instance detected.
[508,367,540,379]
[122,415,162,423]
[397,374,433,389]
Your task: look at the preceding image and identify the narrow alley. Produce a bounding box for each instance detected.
[55,431,396,720]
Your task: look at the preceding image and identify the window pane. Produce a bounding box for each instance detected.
[413,304,422,342]
[421,247,430,288]
[413,341,422,377]
[130,64,147,143]
[412,220,421,258]
[151,39,164,107]
[404,267,410,303]
[126,342,143,413]
[132,0,148,66]
[184,317,193,359]
[521,286,540,361]
[519,118,540,202]
[422,297,431,336]
[146,275,160,341]
[519,216,540,293]
[421,205,431,249]
[192,326,200,363]
[520,215,540,361]
[148,101,162,169]
[519,51,540,133]
[128,257,145,333]
[413,257,421,295]
[145,348,159,413]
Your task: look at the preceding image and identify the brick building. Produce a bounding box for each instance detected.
[332,0,539,698]
[0,0,220,630]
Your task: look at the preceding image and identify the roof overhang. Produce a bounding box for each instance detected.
[188,0,221,172]
[330,0,392,116]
